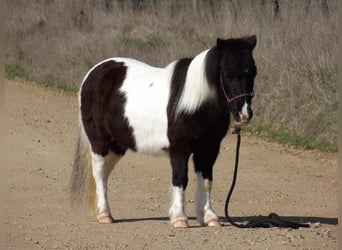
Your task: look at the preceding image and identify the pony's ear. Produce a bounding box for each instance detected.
[244,35,257,50]
[216,38,224,50]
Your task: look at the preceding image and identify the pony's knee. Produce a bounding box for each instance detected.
[170,153,190,189]
[91,152,105,167]
[203,178,212,192]
[172,176,188,190]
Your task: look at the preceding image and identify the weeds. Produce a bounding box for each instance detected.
[39,75,77,92]
[122,35,167,50]
[5,63,76,92]
[243,124,338,152]
[5,63,30,80]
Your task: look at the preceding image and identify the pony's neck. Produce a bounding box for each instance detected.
[176,48,217,115]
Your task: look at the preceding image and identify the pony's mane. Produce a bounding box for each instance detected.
[175,49,217,115]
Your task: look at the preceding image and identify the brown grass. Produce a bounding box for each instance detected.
[5,0,337,144]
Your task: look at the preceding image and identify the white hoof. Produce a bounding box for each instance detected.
[172,220,189,228]
[98,216,114,224]
[207,219,221,227]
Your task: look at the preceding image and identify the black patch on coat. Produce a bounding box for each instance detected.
[80,60,136,156]
[168,58,193,117]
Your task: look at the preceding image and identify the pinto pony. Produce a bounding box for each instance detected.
[70,36,257,228]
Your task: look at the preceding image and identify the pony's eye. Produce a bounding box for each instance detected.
[243,68,249,74]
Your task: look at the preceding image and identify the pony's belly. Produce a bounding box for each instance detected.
[134,132,170,154]
[123,106,170,154]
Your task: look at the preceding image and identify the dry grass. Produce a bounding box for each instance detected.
[5,0,337,145]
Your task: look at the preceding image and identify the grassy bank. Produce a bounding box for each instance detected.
[243,124,337,152]
[5,0,337,148]
[5,63,77,92]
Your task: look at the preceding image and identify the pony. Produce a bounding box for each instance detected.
[70,35,257,228]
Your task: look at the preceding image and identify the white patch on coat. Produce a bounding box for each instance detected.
[169,186,187,224]
[176,49,217,115]
[117,58,176,153]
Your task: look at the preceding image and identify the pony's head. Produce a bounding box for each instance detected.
[217,36,257,125]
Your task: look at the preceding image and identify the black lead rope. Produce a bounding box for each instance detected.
[224,127,310,229]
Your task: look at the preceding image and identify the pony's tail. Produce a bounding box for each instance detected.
[70,120,97,214]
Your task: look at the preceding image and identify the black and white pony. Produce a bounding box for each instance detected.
[71,36,257,228]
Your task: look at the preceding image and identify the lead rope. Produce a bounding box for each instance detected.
[224,127,310,229]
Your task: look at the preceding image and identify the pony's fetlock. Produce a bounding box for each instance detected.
[200,209,220,227]
[97,204,111,219]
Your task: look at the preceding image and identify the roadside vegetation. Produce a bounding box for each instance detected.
[5,0,337,151]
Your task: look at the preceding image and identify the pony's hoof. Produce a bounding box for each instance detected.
[172,220,189,228]
[98,216,114,224]
[207,219,221,227]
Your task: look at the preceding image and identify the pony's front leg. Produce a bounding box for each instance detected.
[169,153,190,228]
[195,172,220,227]
[193,146,221,227]
[91,152,113,224]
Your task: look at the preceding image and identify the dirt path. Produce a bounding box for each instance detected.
[4,80,337,249]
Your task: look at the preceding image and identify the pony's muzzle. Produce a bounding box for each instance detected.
[236,104,253,125]
[235,115,250,126]
[240,115,249,124]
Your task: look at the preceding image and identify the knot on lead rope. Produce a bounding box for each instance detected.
[224,127,309,229]
[232,126,241,135]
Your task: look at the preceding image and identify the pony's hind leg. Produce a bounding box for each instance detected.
[91,150,121,223]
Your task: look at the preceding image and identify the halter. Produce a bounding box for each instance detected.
[220,74,254,105]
